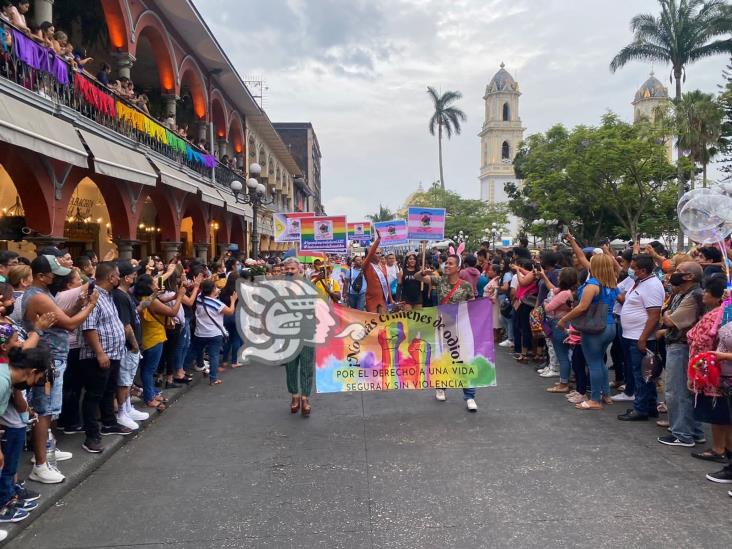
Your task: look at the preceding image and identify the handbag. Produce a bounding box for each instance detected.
[500,298,513,318]
[572,301,608,334]
[350,268,364,294]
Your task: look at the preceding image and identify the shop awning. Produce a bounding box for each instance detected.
[148,157,200,193]
[0,93,88,167]
[199,184,225,207]
[77,130,157,186]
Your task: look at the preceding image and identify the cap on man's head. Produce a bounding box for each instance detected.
[31,255,72,277]
[37,246,64,258]
[117,260,136,278]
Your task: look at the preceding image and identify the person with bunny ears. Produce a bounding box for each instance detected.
[415,251,479,412]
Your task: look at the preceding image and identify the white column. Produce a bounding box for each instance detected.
[32,0,53,26]
[113,52,136,80]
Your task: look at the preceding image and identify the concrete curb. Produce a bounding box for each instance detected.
[1,374,203,546]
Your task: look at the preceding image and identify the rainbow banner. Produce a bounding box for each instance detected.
[407,207,446,240]
[348,222,373,244]
[373,220,408,247]
[274,212,315,243]
[316,299,496,392]
[300,215,348,253]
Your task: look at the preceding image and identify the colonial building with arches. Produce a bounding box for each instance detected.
[0,0,318,260]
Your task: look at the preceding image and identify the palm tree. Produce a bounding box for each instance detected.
[367,204,395,223]
[675,90,724,187]
[610,0,732,245]
[427,87,466,189]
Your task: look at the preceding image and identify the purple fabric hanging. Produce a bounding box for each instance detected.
[49,55,69,85]
[11,29,39,69]
[11,29,69,85]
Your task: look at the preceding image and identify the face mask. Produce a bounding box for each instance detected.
[626,268,635,280]
[669,272,689,286]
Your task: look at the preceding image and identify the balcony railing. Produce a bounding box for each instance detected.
[0,23,250,188]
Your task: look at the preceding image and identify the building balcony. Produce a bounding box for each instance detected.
[0,23,281,223]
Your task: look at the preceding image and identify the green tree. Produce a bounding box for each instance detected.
[367,204,395,223]
[407,184,508,249]
[716,58,732,179]
[675,90,724,187]
[427,87,466,190]
[510,115,677,243]
[610,0,732,244]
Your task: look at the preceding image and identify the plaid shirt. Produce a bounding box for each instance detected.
[80,286,126,361]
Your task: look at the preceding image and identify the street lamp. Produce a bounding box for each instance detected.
[532,218,558,249]
[230,162,275,259]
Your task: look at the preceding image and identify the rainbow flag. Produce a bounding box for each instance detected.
[373,220,408,246]
[407,207,446,240]
[300,215,348,253]
[348,222,372,244]
[274,212,315,242]
[297,251,326,264]
[315,300,496,392]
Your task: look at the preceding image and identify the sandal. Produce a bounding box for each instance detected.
[601,396,614,405]
[173,376,192,384]
[209,379,223,386]
[301,397,311,417]
[145,399,166,412]
[514,354,529,364]
[690,449,729,463]
[290,395,301,414]
[547,385,570,393]
[576,400,603,410]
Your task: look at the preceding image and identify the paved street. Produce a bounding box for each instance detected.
[12,349,732,549]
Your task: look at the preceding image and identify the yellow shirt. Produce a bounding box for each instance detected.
[141,299,167,351]
[312,276,341,302]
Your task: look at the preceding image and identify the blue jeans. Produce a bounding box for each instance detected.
[462,388,476,400]
[624,338,657,415]
[616,322,635,397]
[547,318,571,383]
[348,293,366,311]
[222,315,242,365]
[141,343,164,403]
[581,323,615,402]
[665,344,704,442]
[194,335,224,382]
[175,318,191,372]
[0,426,25,506]
[499,295,513,341]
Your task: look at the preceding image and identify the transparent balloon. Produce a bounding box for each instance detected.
[677,187,721,217]
[684,224,732,245]
[679,194,732,233]
[712,181,732,199]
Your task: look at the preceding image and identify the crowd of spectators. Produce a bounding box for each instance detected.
[0,245,289,531]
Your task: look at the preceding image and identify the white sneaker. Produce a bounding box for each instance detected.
[0,530,7,541]
[537,367,550,375]
[466,398,478,412]
[611,393,635,402]
[498,340,514,347]
[435,389,446,402]
[539,370,560,378]
[127,406,149,422]
[29,463,65,484]
[116,412,139,431]
[31,448,72,464]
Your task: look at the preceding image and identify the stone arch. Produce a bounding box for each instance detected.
[178,55,208,120]
[211,90,228,139]
[182,194,209,244]
[502,102,510,121]
[130,11,177,92]
[501,141,510,161]
[228,113,245,156]
[100,0,132,50]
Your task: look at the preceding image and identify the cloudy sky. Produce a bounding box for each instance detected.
[197,0,728,221]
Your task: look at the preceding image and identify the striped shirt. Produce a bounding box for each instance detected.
[80,286,126,360]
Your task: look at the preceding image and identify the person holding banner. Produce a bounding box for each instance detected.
[282,257,315,417]
[364,232,389,314]
[416,255,479,412]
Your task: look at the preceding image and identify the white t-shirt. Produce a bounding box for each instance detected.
[510,274,519,290]
[613,276,635,316]
[386,264,400,285]
[195,296,227,338]
[620,276,665,340]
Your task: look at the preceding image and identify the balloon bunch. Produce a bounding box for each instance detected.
[678,184,732,317]
[687,352,721,392]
